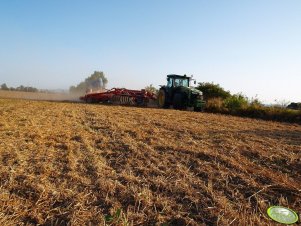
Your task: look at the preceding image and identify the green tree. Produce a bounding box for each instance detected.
[145,84,158,94]
[85,71,108,88]
[16,85,25,91]
[70,71,108,93]
[1,83,9,90]
[13,85,38,92]
[197,82,231,100]
[26,87,38,92]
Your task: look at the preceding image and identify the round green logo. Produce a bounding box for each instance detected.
[267,206,299,224]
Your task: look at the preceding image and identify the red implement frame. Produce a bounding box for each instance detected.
[80,88,156,105]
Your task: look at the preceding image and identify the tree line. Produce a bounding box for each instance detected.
[0,83,38,92]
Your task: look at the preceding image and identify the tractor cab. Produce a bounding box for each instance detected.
[166,74,193,88]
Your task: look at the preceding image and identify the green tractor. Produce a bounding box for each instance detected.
[158,74,205,111]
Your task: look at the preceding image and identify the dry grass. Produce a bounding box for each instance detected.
[0,98,300,226]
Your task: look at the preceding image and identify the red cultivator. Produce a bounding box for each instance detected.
[80,88,156,106]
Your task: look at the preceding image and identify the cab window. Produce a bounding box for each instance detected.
[167,78,173,87]
[174,78,189,87]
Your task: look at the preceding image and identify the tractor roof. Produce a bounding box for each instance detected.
[167,74,191,79]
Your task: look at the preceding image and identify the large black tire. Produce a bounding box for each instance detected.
[158,89,170,108]
[173,93,186,110]
[194,107,204,112]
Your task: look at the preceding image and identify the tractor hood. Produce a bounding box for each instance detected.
[189,87,203,95]
[176,86,203,96]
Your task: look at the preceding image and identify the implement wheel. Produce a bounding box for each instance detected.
[158,89,169,108]
[86,97,93,103]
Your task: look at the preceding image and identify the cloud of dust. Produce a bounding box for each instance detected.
[0,90,83,102]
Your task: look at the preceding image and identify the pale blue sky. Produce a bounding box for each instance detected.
[0,0,300,103]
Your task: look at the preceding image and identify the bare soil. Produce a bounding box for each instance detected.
[0,98,300,225]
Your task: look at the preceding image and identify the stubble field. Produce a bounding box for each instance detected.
[0,98,300,225]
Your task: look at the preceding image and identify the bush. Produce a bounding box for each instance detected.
[197,82,231,100]
[287,102,301,110]
[239,104,267,118]
[228,104,301,123]
[224,94,248,113]
[264,107,301,122]
[199,82,300,124]
[205,98,226,112]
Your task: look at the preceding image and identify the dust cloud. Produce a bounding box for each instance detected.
[0,90,82,102]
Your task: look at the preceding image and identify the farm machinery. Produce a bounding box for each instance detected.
[80,88,156,106]
[158,74,205,111]
[80,74,205,111]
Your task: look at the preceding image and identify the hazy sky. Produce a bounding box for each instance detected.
[0,0,300,103]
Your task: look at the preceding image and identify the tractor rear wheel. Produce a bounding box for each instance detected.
[158,89,169,108]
